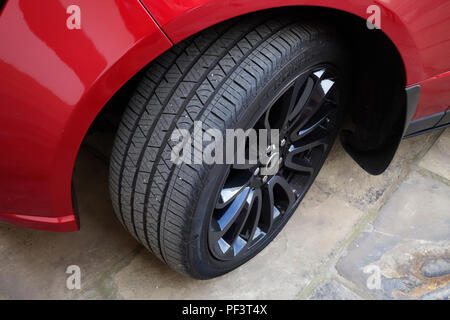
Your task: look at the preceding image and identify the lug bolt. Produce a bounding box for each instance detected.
[253,167,260,176]
[262,175,268,183]
[280,139,286,147]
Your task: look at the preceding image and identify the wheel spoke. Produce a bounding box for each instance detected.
[260,186,275,232]
[211,187,264,257]
[296,104,337,140]
[216,168,252,209]
[263,73,309,134]
[210,187,251,243]
[268,175,296,212]
[259,175,296,232]
[243,188,263,245]
[284,156,314,174]
[284,134,329,174]
[288,136,329,155]
[289,70,337,142]
[286,76,314,127]
[230,188,261,254]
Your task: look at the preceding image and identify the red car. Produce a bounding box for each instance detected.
[0,0,449,279]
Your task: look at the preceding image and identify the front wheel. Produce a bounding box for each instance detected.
[109,13,349,279]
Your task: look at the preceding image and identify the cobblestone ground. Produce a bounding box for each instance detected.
[0,128,448,300]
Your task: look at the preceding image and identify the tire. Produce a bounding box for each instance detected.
[109,12,350,279]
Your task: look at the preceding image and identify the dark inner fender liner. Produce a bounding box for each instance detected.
[340,85,420,175]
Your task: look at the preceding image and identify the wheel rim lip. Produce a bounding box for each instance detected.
[207,63,341,261]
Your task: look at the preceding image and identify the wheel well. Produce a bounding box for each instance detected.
[297,7,408,175]
[74,6,407,214]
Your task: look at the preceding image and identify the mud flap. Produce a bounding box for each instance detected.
[340,85,420,175]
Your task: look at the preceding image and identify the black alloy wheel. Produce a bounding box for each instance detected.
[208,66,342,261]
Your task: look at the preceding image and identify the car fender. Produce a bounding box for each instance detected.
[141,0,432,85]
[0,0,171,231]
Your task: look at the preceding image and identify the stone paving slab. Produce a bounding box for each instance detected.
[315,130,442,212]
[335,171,450,299]
[419,128,450,181]
[309,280,362,300]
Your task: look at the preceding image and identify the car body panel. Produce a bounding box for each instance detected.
[412,71,450,119]
[0,0,172,231]
[0,0,448,231]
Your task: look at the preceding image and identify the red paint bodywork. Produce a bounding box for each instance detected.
[0,0,449,232]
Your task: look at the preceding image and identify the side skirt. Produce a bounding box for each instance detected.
[404,110,450,138]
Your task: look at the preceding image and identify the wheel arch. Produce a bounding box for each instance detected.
[142,0,423,84]
[74,4,414,226]
[138,1,420,174]
[56,18,172,230]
